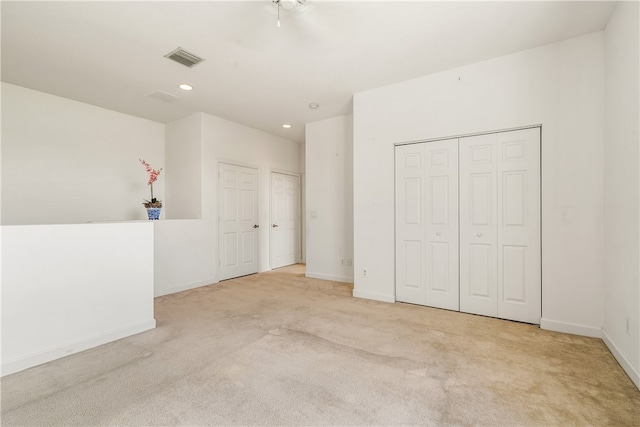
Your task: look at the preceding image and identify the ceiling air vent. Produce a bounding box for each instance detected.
[146,90,181,103]
[164,47,205,68]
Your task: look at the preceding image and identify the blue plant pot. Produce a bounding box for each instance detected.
[146,208,161,220]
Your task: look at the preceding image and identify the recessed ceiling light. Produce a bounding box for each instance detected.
[178,84,193,91]
[309,103,319,110]
[282,124,292,128]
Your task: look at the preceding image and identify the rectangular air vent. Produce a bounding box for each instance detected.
[146,90,181,103]
[164,47,205,68]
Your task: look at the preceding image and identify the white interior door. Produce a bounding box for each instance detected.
[424,140,459,311]
[459,128,541,323]
[218,163,259,281]
[271,172,300,269]
[395,140,459,310]
[496,128,541,324]
[395,143,426,305]
[459,133,499,317]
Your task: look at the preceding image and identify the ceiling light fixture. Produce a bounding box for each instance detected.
[178,84,193,91]
[282,124,292,128]
[309,103,319,110]
[273,0,306,27]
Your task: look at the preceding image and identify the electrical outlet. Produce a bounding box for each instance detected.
[626,316,631,336]
[347,259,353,266]
[363,269,367,278]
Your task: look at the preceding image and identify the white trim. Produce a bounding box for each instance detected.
[217,158,260,171]
[1,320,156,377]
[353,289,396,303]
[154,278,218,297]
[269,167,301,177]
[540,318,602,338]
[306,272,354,283]
[602,330,640,390]
[394,124,543,147]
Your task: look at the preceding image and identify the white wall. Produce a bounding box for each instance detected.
[1,223,156,376]
[603,1,640,388]
[154,220,215,297]
[154,112,301,295]
[201,113,301,273]
[165,114,202,220]
[353,32,605,335]
[1,83,165,225]
[305,115,354,282]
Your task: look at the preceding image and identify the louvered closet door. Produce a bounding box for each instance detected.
[395,143,426,305]
[460,128,541,323]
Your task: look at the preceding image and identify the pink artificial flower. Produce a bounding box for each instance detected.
[139,159,162,185]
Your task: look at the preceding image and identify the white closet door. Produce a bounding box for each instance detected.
[395,143,426,305]
[397,127,540,324]
[460,128,541,323]
[459,134,499,317]
[497,128,541,324]
[424,139,459,311]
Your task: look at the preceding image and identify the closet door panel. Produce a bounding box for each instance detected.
[497,128,541,324]
[424,139,459,310]
[459,134,498,317]
[396,127,540,324]
[395,144,426,305]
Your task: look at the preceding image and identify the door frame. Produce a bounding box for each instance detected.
[393,124,543,322]
[269,169,302,269]
[394,124,542,148]
[217,160,260,281]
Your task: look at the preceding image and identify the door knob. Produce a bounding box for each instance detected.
[272,224,279,228]
[476,232,482,237]
[253,224,259,228]
[435,231,441,236]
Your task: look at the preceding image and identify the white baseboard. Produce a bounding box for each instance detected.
[154,278,218,297]
[352,289,396,303]
[305,272,354,283]
[540,318,602,338]
[1,319,156,377]
[602,329,640,390]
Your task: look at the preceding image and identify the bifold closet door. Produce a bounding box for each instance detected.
[396,143,425,305]
[459,128,540,324]
[395,140,459,311]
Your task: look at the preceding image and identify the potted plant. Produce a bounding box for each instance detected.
[140,159,162,220]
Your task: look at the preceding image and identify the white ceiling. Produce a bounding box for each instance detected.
[1,1,617,143]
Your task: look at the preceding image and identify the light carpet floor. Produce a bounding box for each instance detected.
[1,264,639,426]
